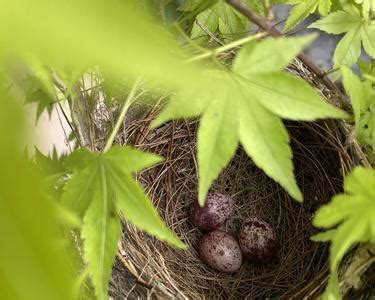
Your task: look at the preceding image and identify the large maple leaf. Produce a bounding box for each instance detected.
[153,36,347,205]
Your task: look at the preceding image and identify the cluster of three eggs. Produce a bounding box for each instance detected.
[190,192,279,273]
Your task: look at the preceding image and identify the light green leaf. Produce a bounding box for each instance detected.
[330,217,368,269]
[104,146,163,173]
[283,0,318,32]
[242,72,347,120]
[81,167,121,300]
[358,59,375,77]
[310,7,375,68]
[34,147,66,176]
[311,229,337,242]
[314,167,375,297]
[62,146,185,298]
[361,24,375,58]
[355,0,375,18]
[237,84,302,201]
[197,90,238,204]
[323,270,341,300]
[314,166,375,270]
[308,9,362,34]
[190,1,251,43]
[233,35,316,75]
[318,0,332,15]
[62,164,98,217]
[155,36,346,203]
[341,66,375,150]
[216,3,248,41]
[151,86,209,128]
[341,66,369,126]
[333,25,362,68]
[7,63,57,122]
[191,9,218,43]
[358,109,375,151]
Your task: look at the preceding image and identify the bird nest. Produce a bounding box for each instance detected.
[108,62,367,299]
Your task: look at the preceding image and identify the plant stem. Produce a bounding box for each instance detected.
[186,32,268,63]
[102,78,141,153]
[364,74,375,82]
[225,0,349,109]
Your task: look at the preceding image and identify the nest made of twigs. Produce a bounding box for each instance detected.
[108,61,367,299]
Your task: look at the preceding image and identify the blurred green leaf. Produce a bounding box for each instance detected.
[0,91,75,300]
[6,62,57,121]
[34,147,66,176]
[0,0,205,93]
[323,269,341,300]
[358,59,375,77]
[311,229,337,242]
[62,146,185,299]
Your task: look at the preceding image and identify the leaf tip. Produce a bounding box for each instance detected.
[150,118,162,129]
[198,185,208,207]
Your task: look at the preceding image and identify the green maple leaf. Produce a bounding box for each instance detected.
[190,0,264,43]
[283,0,332,32]
[312,167,375,298]
[24,74,56,121]
[8,63,57,122]
[358,59,375,79]
[152,36,347,205]
[341,66,375,152]
[62,146,184,299]
[34,147,66,176]
[354,0,375,19]
[309,6,375,68]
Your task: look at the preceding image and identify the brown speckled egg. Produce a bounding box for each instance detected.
[239,217,279,263]
[190,192,234,230]
[198,230,242,273]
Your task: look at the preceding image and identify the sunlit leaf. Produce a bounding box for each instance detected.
[310,6,375,68]
[153,36,346,204]
[314,167,375,269]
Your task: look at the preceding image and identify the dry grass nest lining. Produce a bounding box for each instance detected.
[110,62,366,299]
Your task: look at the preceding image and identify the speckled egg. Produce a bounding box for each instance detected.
[190,192,234,230]
[198,230,242,273]
[239,217,279,263]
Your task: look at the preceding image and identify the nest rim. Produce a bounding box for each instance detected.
[107,61,369,299]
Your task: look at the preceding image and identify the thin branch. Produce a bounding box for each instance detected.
[225,0,347,103]
[102,78,141,153]
[53,79,84,148]
[195,20,224,46]
[56,102,74,151]
[186,32,268,63]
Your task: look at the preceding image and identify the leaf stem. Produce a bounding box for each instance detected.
[102,78,141,153]
[363,74,375,82]
[186,32,268,63]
